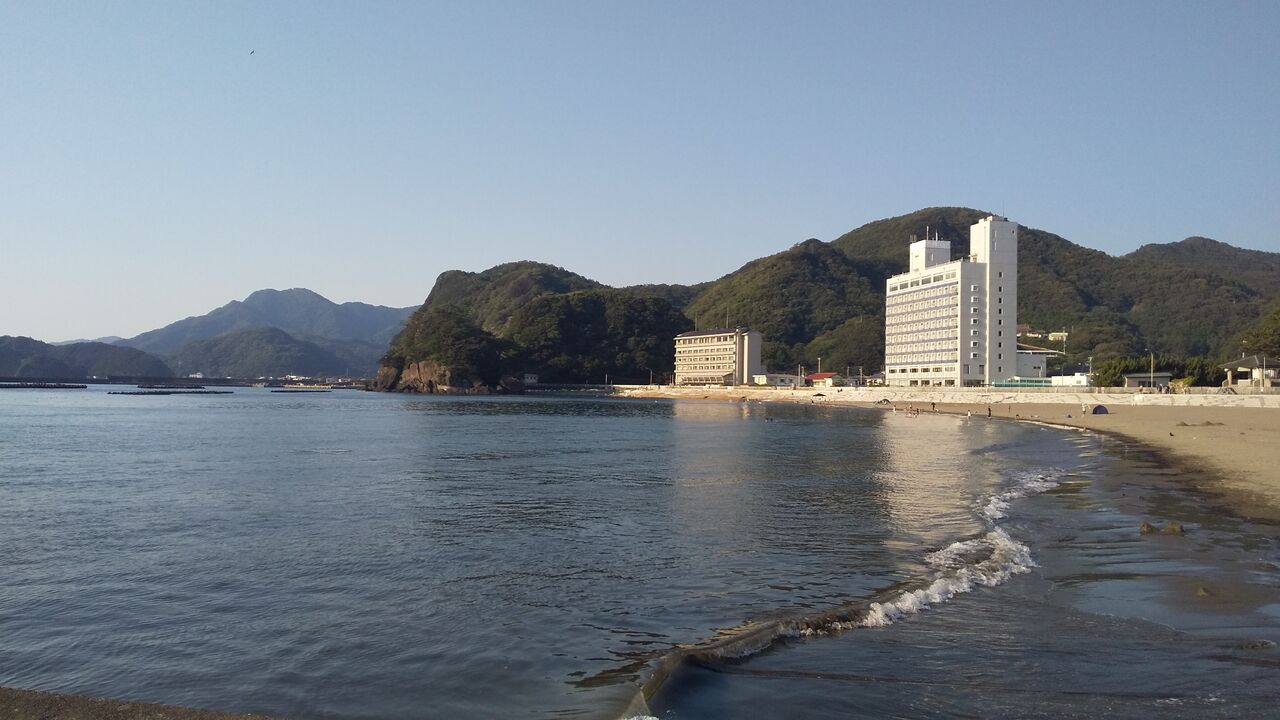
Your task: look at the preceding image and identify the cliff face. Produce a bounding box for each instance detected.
[371,360,523,394]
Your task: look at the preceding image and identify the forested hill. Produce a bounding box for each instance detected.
[378,208,1279,389]
[0,337,173,378]
[165,327,351,379]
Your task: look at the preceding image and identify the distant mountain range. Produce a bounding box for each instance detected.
[14,208,1277,386]
[110,288,415,378]
[379,207,1280,389]
[0,336,173,379]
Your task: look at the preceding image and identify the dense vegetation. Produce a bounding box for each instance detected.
[1089,355,1226,389]
[384,286,692,385]
[422,262,603,336]
[1240,305,1280,357]
[507,290,693,383]
[381,305,515,387]
[0,336,173,378]
[165,327,350,378]
[682,239,883,371]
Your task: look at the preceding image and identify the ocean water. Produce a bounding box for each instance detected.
[0,387,1276,718]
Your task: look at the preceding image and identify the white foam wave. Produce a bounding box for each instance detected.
[980,470,1061,522]
[804,469,1061,635]
[860,527,1034,627]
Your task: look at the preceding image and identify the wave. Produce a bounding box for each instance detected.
[617,469,1063,718]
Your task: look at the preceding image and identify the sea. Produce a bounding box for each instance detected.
[1,387,1277,719]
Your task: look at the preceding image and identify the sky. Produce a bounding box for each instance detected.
[2,1,1278,341]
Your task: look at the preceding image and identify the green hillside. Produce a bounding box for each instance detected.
[682,239,882,370]
[422,262,603,335]
[376,207,1279,390]
[166,327,348,378]
[380,288,692,389]
[0,337,173,378]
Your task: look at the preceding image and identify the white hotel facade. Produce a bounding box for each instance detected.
[884,216,1020,387]
[673,328,764,386]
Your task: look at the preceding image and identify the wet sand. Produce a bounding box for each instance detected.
[619,386,1280,522]
[931,402,1280,522]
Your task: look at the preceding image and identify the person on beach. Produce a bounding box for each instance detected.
[987,406,992,418]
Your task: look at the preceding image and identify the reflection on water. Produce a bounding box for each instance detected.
[2,389,1275,719]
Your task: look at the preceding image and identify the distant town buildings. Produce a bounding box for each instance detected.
[674,328,764,386]
[884,216,1022,387]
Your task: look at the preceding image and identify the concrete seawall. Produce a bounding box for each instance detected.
[616,385,1280,409]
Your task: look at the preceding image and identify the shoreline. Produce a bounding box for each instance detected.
[0,687,267,720]
[616,385,1280,523]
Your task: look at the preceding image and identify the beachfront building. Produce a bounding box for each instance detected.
[806,372,844,388]
[752,373,804,388]
[1220,355,1278,390]
[884,216,1019,387]
[674,328,764,386]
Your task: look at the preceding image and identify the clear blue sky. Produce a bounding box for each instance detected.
[3,1,1278,341]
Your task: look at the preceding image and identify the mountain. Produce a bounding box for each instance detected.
[828,207,1275,360]
[376,207,1279,391]
[166,327,349,379]
[52,335,124,346]
[681,239,883,371]
[122,288,415,355]
[379,275,693,390]
[0,336,173,378]
[1127,236,1280,298]
[420,262,604,335]
[117,288,415,376]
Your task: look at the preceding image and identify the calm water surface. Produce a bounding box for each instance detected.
[1,388,1276,718]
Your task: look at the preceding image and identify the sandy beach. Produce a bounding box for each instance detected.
[618,386,1280,523]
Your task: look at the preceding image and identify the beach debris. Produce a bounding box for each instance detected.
[1196,586,1213,597]
[1236,639,1277,651]
[1139,520,1186,535]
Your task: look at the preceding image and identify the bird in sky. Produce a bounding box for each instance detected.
[250,49,255,55]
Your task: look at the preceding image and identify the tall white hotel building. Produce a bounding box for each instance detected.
[884,216,1018,387]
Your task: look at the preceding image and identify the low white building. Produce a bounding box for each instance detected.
[752,373,804,387]
[806,372,844,388]
[674,327,765,386]
[1050,373,1091,387]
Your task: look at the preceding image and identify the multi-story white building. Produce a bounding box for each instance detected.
[674,328,764,386]
[884,216,1019,387]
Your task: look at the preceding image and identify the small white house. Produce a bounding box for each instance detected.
[1050,373,1091,387]
[752,373,804,388]
[522,373,539,386]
